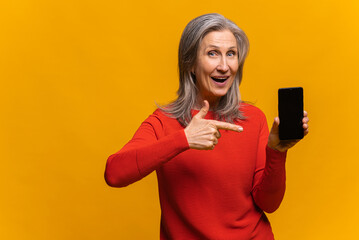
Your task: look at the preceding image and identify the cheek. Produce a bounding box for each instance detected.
[230,61,239,73]
[196,58,217,74]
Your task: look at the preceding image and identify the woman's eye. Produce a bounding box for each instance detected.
[208,51,216,57]
[227,51,236,57]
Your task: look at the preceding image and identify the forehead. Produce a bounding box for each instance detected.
[200,30,237,49]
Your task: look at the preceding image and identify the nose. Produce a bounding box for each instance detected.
[217,57,229,72]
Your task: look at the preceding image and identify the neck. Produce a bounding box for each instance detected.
[194,94,220,110]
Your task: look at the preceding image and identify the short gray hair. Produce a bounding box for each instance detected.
[159,13,249,126]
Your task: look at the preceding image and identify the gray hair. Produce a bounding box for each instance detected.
[159,13,249,126]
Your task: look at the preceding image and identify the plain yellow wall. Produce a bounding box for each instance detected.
[1,0,358,239]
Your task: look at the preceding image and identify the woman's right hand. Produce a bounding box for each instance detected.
[184,100,243,150]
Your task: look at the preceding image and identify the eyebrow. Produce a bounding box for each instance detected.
[206,45,237,50]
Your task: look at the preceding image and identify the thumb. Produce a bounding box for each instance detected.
[270,117,280,134]
[194,100,210,119]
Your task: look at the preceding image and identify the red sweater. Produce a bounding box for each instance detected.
[105,103,287,240]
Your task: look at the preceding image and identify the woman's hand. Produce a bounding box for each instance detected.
[184,100,243,150]
[267,111,309,152]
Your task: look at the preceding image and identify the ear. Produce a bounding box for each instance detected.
[191,65,196,75]
[190,66,197,83]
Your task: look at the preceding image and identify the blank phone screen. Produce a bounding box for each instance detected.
[278,87,304,140]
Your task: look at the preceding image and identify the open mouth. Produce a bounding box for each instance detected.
[211,76,229,83]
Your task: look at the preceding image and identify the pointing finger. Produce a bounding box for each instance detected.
[210,120,243,132]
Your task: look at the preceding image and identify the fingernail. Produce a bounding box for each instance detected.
[238,127,243,132]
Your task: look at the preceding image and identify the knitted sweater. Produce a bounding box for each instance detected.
[105,103,287,239]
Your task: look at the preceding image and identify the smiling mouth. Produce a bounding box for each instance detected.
[211,76,229,83]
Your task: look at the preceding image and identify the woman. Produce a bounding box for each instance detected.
[105,13,309,239]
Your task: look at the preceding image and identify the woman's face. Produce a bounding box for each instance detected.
[193,30,239,106]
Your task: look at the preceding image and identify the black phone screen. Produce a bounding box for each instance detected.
[278,87,304,140]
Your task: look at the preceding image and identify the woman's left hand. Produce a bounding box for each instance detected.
[267,111,309,152]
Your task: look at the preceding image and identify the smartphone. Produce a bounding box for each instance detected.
[278,87,304,140]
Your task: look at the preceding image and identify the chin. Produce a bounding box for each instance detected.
[212,89,230,97]
[209,83,232,98]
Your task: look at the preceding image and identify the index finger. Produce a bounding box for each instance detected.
[210,120,243,132]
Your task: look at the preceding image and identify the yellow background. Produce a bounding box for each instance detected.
[1,0,358,239]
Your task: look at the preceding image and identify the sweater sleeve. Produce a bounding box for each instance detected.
[105,113,190,188]
[251,112,287,213]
